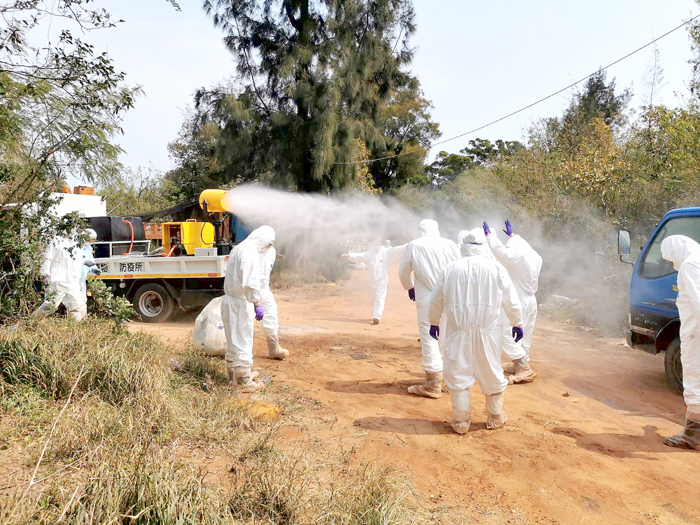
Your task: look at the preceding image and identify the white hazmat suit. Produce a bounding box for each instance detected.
[661,235,700,449]
[347,241,406,323]
[429,253,524,434]
[459,229,527,360]
[260,246,290,359]
[35,234,87,320]
[79,229,98,295]
[486,231,542,380]
[399,219,460,398]
[221,225,276,390]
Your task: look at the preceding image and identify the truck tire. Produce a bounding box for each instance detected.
[664,337,684,395]
[133,283,174,323]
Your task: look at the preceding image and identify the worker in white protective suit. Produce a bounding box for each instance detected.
[399,219,460,398]
[221,225,276,392]
[428,243,524,434]
[34,233,87,320]
[661,235,700,449]
[342,240,406,324]
[79,229,100,295]
[259,245,290,359]
[462,228,536,383]
[484,220,542,384]
[459,228,531,377]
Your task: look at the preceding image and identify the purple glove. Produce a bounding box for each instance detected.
[512,327,524,342]
[254,305,264,321]
[429,325,440,340]
[483,221,491,236]
[503,220,513,236]
[408,288,415,301]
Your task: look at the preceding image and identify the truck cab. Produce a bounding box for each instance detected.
[620,207,700,393]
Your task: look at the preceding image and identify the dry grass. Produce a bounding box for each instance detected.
[0,319,422,524]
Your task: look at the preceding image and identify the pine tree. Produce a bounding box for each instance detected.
[196,0,434,193]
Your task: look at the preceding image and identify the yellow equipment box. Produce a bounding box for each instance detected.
[162,220,215,256]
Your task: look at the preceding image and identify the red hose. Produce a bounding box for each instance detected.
[123,219,134,255]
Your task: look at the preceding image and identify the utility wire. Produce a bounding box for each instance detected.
[335,13,700,166]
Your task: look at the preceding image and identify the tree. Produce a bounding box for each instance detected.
[98,168,176,216]
[427,151,475,186]
[369,88,440,190]
[0,1,175,318]
[565,70,630,127]
[165,112,223,202]
[688,8,700,100]
[427,138,523,186]
[551,69,631,157]
[198,0,431,192]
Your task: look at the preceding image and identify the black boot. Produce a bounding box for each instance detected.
[663,418,700,450]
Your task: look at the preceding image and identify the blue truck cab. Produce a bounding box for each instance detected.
[619,207,700,393]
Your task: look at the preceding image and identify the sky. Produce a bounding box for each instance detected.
[55,0,700,180]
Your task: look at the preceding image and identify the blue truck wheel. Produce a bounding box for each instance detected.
[664,338,684,395]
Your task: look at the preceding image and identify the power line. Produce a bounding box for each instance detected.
[335,13,700,166]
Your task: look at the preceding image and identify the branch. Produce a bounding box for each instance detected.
[284,4,300,31]
[232,13,271,116]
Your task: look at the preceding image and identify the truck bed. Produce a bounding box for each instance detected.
[94,254,228,279]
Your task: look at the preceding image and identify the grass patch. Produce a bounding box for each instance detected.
[0,319,422,525]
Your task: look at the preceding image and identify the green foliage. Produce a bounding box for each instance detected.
[168,0,437,195]
[0,320,162,407]
[165,116,223,202]
[97,167,176,216]
[0,1,142,321]
[0,197,83,320]
[427,138,524,186]
[545,69,631,159]
[369,88,441,190]
[86,279,135,332]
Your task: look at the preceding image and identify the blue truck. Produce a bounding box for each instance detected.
[618,207,700,394]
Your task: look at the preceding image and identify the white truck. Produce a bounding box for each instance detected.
[87,189,243,323]
[91,246,228,323]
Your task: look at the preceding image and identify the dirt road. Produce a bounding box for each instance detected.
[135,269,700,524]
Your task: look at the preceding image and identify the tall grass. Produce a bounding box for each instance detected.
[0,319,421,525]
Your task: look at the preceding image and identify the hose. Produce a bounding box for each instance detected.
[123,219,134,255]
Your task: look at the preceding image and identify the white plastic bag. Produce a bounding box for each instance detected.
[193,296,227,356]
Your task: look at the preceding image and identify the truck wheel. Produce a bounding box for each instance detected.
[133,283,174,323]
[664,337,684,395]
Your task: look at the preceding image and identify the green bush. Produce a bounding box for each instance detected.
[86,278,135,331]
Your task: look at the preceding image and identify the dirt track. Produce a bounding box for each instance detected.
[135,269,700,524]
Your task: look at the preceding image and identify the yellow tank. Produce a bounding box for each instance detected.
[199,189,228,213]
[162,220,215,255]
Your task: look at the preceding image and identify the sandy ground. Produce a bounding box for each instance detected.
[134,269,700,524]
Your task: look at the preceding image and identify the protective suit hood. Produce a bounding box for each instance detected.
[243,225,276,253]
[459,228,486,245]
[459,228,490,258]
[418,219,440,238]
[84,229,97,242]
[661,235,700,271]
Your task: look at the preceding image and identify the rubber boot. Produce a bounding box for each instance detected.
[266,334,290,360]
[502,362,516,375]
[485,391,508,430]
[450,390,471,434]
[231,368,264,393]
[407,371,443,399]
[509,357,537,384]
[663,410,700,450]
